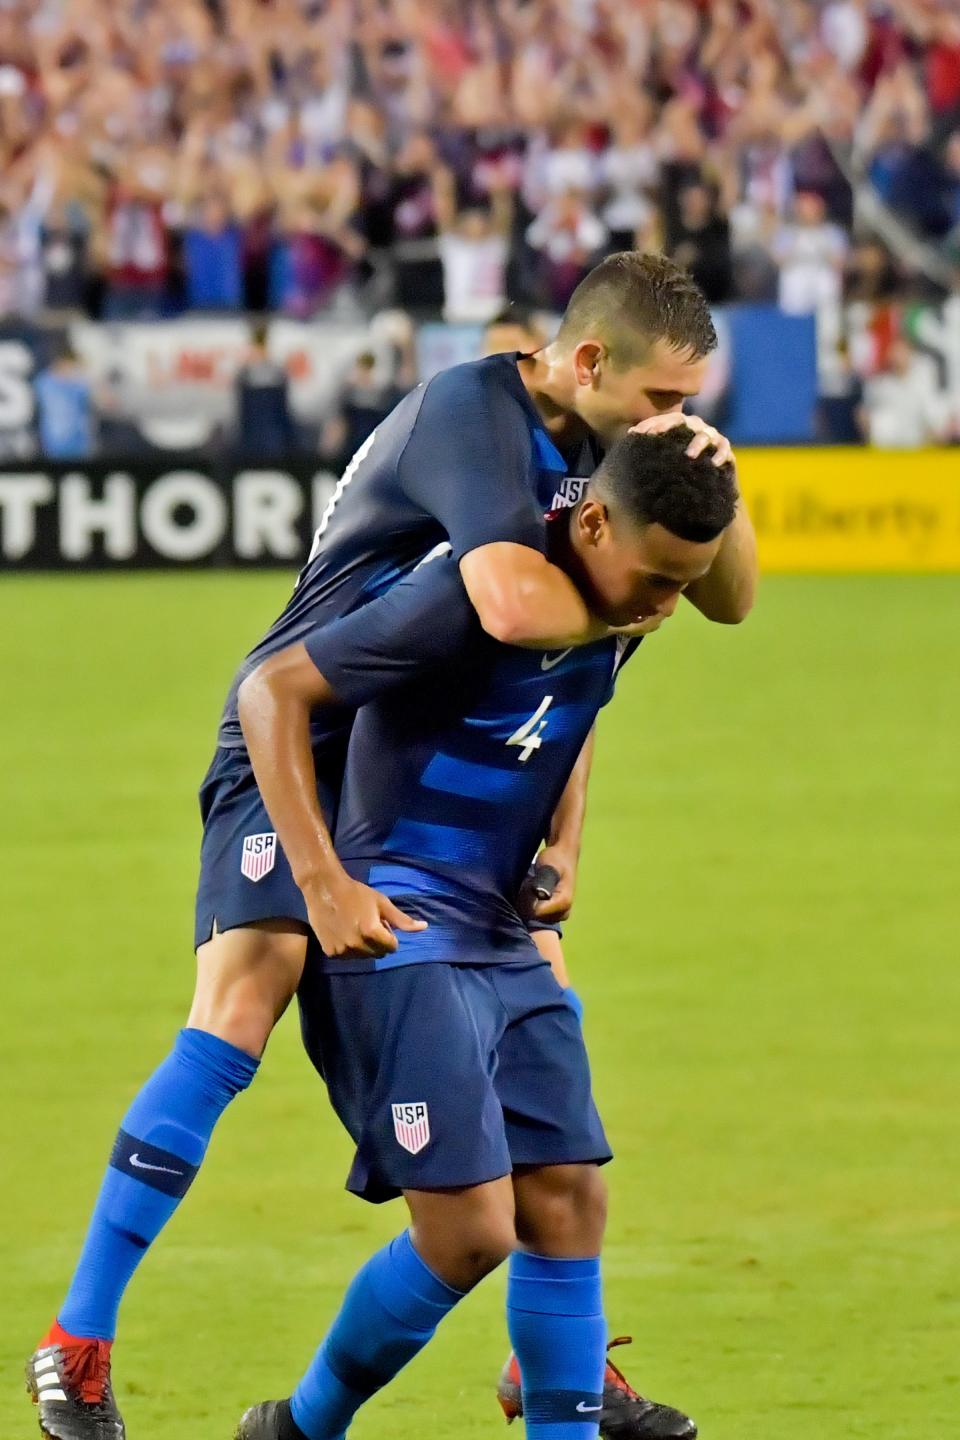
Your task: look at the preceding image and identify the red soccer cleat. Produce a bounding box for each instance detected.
[26,1320,125,1440]
[497,1335,697,1438]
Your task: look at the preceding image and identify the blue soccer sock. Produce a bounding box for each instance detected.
[290,1231,464,1440]
[506,1252,607,1440]
[58,1027,258,1340]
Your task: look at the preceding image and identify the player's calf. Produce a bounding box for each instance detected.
[243,1227,473,1440]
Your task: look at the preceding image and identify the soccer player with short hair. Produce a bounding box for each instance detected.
[27,255,755,1440]
[232,427,738,1440]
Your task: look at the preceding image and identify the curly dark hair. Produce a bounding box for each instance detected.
[557,251,717,368]
[592,426,737,543]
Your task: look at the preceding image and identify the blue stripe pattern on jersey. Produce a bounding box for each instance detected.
[367,863,460,897]
[420,752,533,802]
[384,818,499,870]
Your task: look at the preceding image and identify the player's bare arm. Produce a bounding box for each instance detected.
[682,499,757,623]
[238,648,426,959]
[460,543,603,648]
[460,544,667,649]
[631,411,757,623]
[533,727,596,922]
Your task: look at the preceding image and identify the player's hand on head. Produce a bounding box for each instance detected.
[629,411,735,469]
[303,871,427,959]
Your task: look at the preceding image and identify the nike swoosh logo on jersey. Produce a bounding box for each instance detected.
[576,1402,603,1413]
[540,649,573,671]
[129,1153,184,1176]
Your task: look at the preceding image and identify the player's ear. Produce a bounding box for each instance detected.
[572,341,603,388]
[577,498,608,547]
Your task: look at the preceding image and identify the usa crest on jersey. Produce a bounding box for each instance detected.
[392,1102,430,1154]
[240,832,277,882]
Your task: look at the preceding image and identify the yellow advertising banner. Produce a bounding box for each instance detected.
[737,449,960,573]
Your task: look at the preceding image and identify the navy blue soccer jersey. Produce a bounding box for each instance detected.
[217,354,602,751]
[303,541,635,971]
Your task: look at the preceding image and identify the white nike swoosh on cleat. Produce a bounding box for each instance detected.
[541,649,573,671]
[576,1402,603,1413]
[129,1153,184,1176]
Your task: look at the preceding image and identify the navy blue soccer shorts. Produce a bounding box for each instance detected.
[297,956,612,1203]
[193,743,345,950]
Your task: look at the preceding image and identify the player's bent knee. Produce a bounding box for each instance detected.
[438,1227,515,1288]
[189,922,308,1057]
[461,1211,518,1274]
[407,1183,517,1290]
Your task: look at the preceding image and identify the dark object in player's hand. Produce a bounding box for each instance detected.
[516,862,560,920]
[532,864,560,901]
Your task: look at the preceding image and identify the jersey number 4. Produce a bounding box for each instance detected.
[506,695,553,763]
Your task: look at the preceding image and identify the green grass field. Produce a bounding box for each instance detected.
[4,571,959,1439]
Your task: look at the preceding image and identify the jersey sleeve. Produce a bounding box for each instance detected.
[303,555,480,707]
[397,364,546,561]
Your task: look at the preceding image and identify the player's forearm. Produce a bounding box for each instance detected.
[684,498,757,624]
[546,727,595,859]
[237,658,343,891]
[460,543,608,649]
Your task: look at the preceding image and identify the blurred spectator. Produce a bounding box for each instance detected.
[772,191,848,315]
[388,132,444,311]
[859,337,950,448]
[271,153,364,317]
[182,195,244,312]
[816,338,865,445]
[434,166,511,323]
[924,13,960,134]
[858,64,954,237]
[526,190,608,310]
[844,237,902,302]
[821,0,870,73]
[103,159,173,320]
[482,307,549,357]
[234,322,297,459]
[599,103,659,251]
[943,130,960,236]
[34,344,95,460]
[531,121,599,206]
[667,183,733,304]
[0,201,23,318]
[39,202,89,315]
[0,0,957,322]
[321,350,403,462]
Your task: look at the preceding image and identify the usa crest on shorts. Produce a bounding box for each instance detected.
[391,1102,430,1154]
[240,832,277,882]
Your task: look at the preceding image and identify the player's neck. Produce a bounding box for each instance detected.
[545,506,579,581]
[517,348,590,446]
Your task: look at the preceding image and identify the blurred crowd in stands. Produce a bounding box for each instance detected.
[0,0,958,323]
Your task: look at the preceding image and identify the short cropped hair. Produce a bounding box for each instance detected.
[557,252,717,368]
[592,426,736,543]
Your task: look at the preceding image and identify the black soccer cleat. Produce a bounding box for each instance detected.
[497,1335,697,1439]
[235,1399,307,1440]
[26,1323,125,1440]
